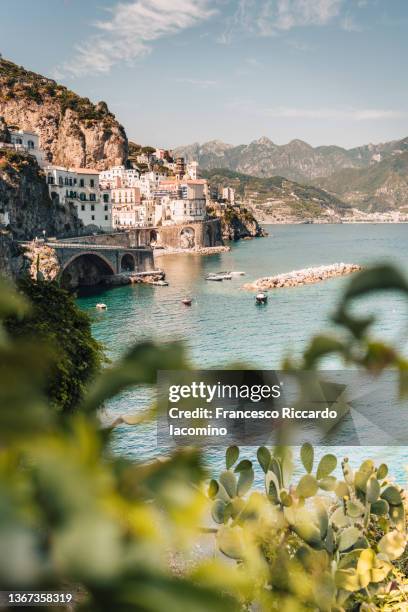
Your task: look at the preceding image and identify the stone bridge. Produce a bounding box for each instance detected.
[48,241,154,288]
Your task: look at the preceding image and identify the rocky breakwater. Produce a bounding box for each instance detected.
[103,270,166,287]
[243,263,362,291]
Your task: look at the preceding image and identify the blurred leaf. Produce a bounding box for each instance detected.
[234,460,252,473]
[341,265,408,303]
[303,336,345,368]
[300,443,314,474]
[225,446,239,470]
[316,454,337,480]
[256,447,271,474]
[82,341,186,412]
[378,531,406,561]
[237,468,254,497]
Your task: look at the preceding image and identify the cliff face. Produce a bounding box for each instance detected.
[0,148,82,241]
[208,203,266,240]
[0,58,127,170]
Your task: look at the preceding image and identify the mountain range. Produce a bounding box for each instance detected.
[175,136,408,183]
[175,136,408,213]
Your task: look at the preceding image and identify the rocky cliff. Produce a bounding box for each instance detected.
[0,148,82,240]
[208,203,266,240]
[0,148,83,277]
[0,57,127,170]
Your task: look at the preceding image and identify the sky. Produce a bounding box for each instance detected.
[1,0,408,149]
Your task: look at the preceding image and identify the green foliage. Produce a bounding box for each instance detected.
[2,261,408,610]
[209,443,407,610]
[0,279,240,611]
[0,57,115,124]
[5,278,104,413]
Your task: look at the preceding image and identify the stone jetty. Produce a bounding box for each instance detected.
[243,263,362,291]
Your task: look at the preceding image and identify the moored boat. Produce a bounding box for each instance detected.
[96,303,107,310]
[255,292,268,305]
[182,298,192,306]
[205,274,223,282]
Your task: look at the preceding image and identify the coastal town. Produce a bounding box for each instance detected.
[0,126,237,243]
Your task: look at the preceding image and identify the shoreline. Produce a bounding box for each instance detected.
[154,245,230,257]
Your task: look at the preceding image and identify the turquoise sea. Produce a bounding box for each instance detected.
[77,224,408,482]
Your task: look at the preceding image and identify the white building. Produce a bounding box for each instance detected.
[186,161,199,180]
[111,186,143,228]
[154,179,207,225]
[222,186,235,204]
[45,166,112,231]
[6,129,46,167]
[99,165,140,189]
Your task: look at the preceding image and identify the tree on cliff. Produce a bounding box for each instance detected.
[5,278,104,413]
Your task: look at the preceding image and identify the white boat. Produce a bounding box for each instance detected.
[230,271,245,276]
[215,271,233,279]
[255,292,268,305]
[206,272,232,281]
[205,274,223,282]
[96,303,107,310]
[152,280,169,286]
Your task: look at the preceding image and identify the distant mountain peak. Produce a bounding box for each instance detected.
[253,136,275,146]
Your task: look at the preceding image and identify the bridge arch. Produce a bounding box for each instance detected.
[60,252,115,289]
[121,252,136,272]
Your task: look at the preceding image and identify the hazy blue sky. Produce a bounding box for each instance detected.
[1,0,408,149]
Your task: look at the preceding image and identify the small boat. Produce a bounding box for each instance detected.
[96,303,107,310]
[152,280,169,286]
[182,298,192,306]
[215,271,233,280]
[230,271,245,276]
[255,292,268,305]
[205,275,223,282]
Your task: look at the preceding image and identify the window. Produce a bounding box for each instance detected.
[80,193,86,201]
[73,178,77,185]
[69,179,73,186]
[79,179,84,187]
[47,175,54,185]
[27,140,34,149]
[81,205,85,211]
[105,215,108,221]
[89,193,96,202]
[58,177,63,186]
[90,179,95,188]
[91,205,95,211]
[91,215,95,221]
[15,138,22,145]
[104,205,108,211]
[103,194,109,203]
[65,178,69,186]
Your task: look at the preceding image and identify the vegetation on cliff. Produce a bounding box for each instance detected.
[5,278,104,413]
[207,201,265,240]
[0,57,115,125]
